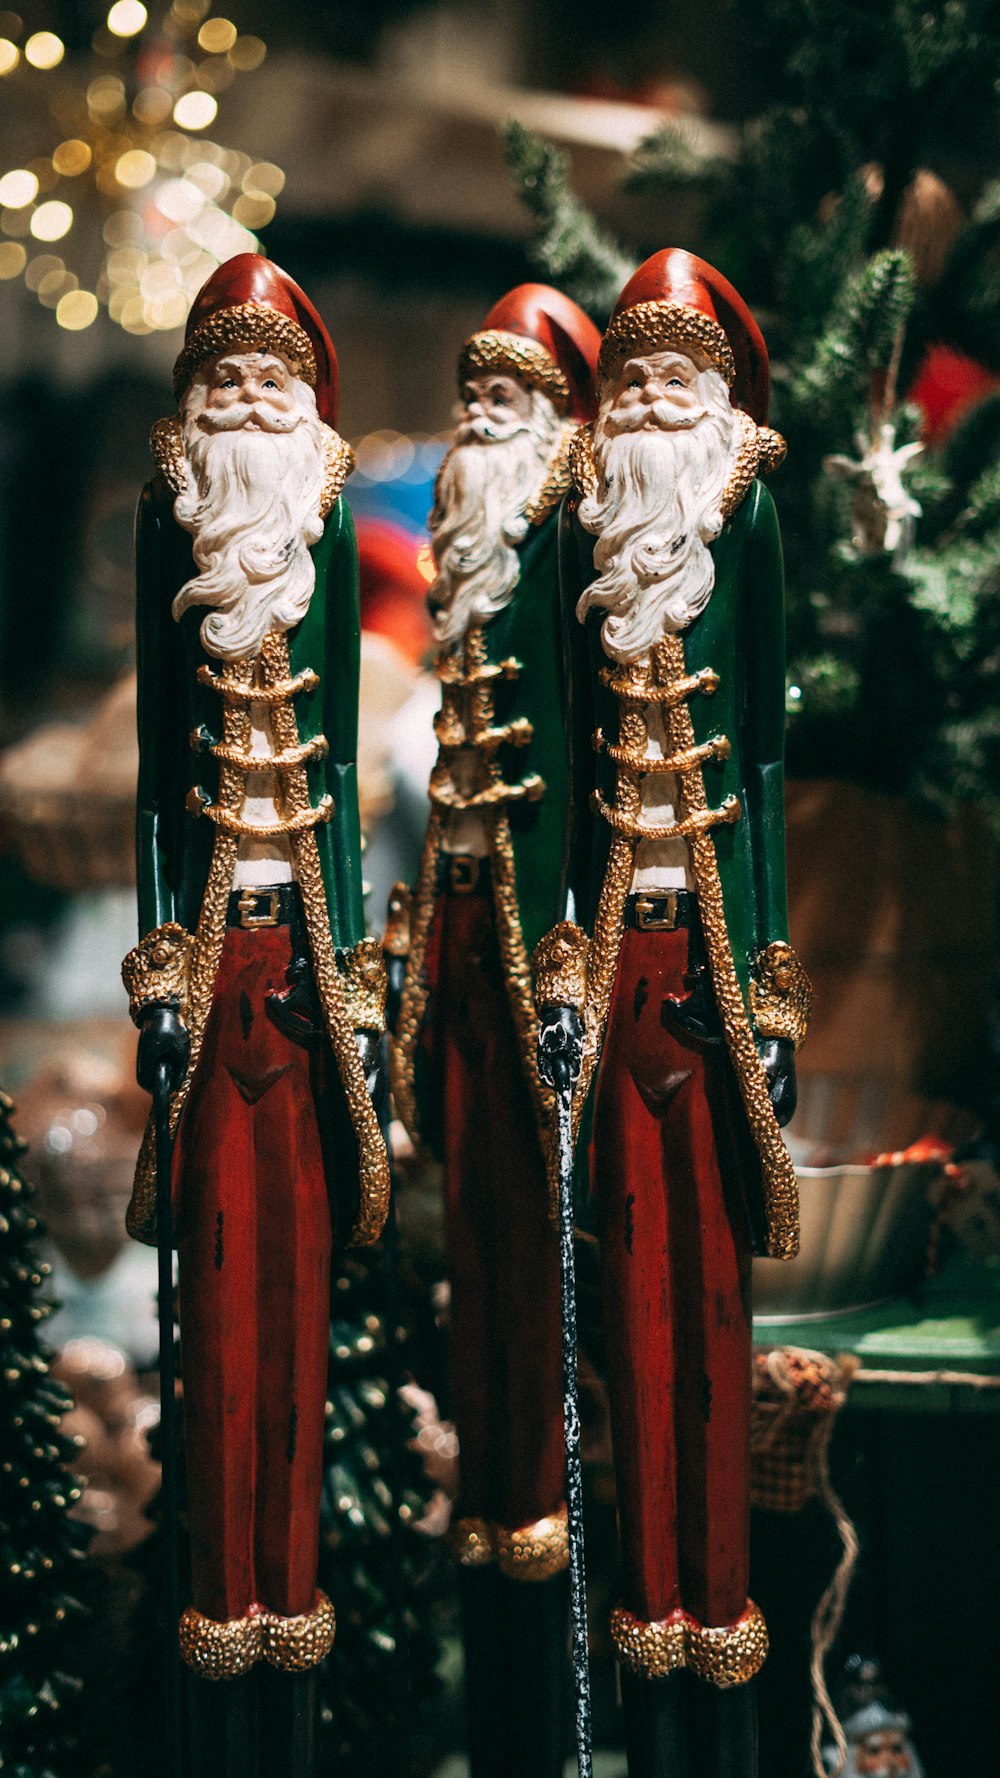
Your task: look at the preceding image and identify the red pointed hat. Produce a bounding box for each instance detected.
[459,283,601,421]
[601,249,770,425]
[172,252,340,427]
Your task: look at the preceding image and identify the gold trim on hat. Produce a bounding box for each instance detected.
[459,329,570,412]
[173,303,318,403]
[599,300,736,388]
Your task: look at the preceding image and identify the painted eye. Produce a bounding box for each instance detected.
[221,378,237,388]
[263,379,278,389]
[668,378,684,388]
[628,377,642,389]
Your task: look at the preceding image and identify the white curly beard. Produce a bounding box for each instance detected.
[577,365,741,663]
[173,374,328,662]
[428,390,562,646]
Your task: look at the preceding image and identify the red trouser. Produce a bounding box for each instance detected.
[434,886,564,1530]
[591,923,753,1630]
[173,922,332,1623]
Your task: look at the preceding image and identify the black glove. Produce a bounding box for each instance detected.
[537,1003,584,1095]
[355,1028,386,1109]
[385,953,407,1038]
[137,1004,190,1096]
[759,1036,797,1127]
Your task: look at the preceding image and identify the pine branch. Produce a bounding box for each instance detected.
[625,120,731,193]
[503,120,634,321]
[789,248,916,428]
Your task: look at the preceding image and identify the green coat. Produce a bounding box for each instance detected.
[394,506,573,1155]
[559,475,800,1257]
[135,475,366,950]
[563,479,790,991]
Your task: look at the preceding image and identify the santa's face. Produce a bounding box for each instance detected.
[198,350,301,433]
[575,345,741,662]
[428,370,562,645]
[607,348,712,432]
[171,348,329,661]
[459,370,534,438]
[854,1729,914,1776]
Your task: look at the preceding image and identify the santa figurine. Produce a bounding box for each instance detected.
[121,255,390,1765]
[825,1657,925,1778]
[535,249,812,1776]
[389,284,600,1777]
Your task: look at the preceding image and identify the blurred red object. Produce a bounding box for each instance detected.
[357,518,433,667]
[908,343,1000,443]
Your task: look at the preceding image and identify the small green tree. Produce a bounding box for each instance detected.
[0,1089,89,1778]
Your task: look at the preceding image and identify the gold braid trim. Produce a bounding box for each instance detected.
[523,422,578,526]
[655,634,798,1258]
[749,940,812,1049]
[179,1606,264,1680]
[458,329,570,411]
[610,1601,768,1687]
[495,1504,569,1582]
[392,624,555,1158]
[260,1591,337,1672]
[259,631,390,1247]
[599,301,736,387]
[389,809,444,1151]
[570,415,784,521]
[533,920,590,1011]
[173,304,316,402]
[151,416,353,519]
[340,935,388,1035]
[150,415,185,494]
[127,661,250,1244]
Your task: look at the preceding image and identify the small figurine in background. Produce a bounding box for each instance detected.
[541,250,811,1777]
[390,285,600,1778]
[122,255,389,1766]
[825,1656,925,1778]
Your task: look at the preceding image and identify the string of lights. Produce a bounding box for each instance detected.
[0,0,279,332]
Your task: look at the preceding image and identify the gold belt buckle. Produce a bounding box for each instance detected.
[237,888,280,928]
[448,855,477,895]
[635,891,678,931]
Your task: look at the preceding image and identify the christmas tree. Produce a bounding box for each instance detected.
[317,1243,445,1778]
[0,1089,90,1778]
[506,0,1000,825]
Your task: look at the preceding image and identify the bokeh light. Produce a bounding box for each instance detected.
[197,16,236,52]
[30,201,74,242]
[107,1,147,36]
[115,149,157,188]
[56,289,99,329]
[52,140,93,177]
[0,169,38,208]
[0,241,26,278]
[0,37,19,74]
[24,30,63,68]
[173,90,217,129]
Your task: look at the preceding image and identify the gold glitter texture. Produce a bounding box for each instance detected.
[749,940,812,1050]
[173,304,317,404]
[122,922,193,1023]
[610,1601,768,1686]
[599,301,736,388]
[459,329,570,412]
[494,1503,569,1582]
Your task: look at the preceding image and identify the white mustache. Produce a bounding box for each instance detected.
[455,410,530,445]
[606,399,710,434]
[197,402,303,434]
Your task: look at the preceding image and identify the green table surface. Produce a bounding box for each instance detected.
[752,1255,1000,1411]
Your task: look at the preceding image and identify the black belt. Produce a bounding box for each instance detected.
[436,853,491,897]
[624,889,698,932]
[226,883,301,929]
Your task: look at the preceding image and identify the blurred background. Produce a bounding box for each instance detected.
[1,2,999,1775]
